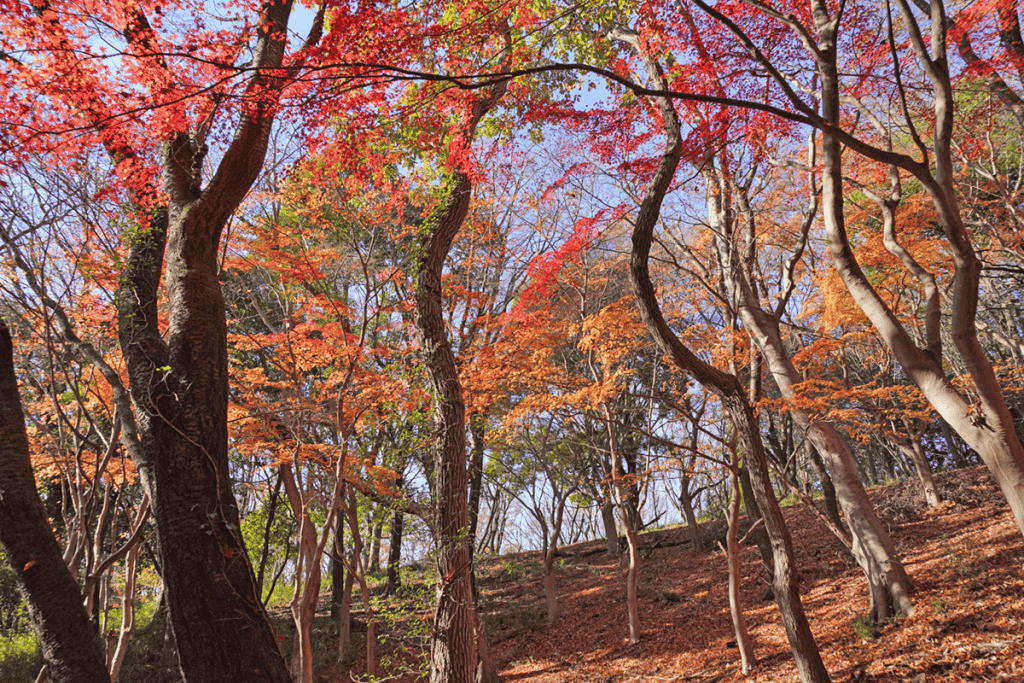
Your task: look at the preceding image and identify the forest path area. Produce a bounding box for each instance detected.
[314,466,1023,682]
[477,467,1024,683]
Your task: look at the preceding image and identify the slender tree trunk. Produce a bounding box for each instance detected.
[385,479,404,596]
[726,455,756,673]
[677,474,704,553]
[257,473,284,605]
[737,465,773,575]
[600,501,619,558]
[0,322,109,683]
[368,513,385,574]
[739,307,913,622]
[814,0,1024,536]
[331,515,345,626]
[895,438,942,508]
[543,496,569,624]
[467,413,487,548]
[616,32,832,678]
[807,445,843,531]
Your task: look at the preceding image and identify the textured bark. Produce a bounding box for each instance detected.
[415,76,507,683]
[110,4,323,681]
[0,322,109,683]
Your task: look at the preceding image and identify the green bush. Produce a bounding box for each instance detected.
[0,549,28,636]
[0,631,42,682]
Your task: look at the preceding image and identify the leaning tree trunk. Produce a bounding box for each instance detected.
[614,24,832,681]
[734,296,913,623]
[0,322,110,683]
[810,0,1024,534]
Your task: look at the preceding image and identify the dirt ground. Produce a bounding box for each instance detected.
[325,466,1024,682]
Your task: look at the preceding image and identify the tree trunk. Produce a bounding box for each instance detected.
[368,512,385,574]
[736,301,913,622]
[726,457,756,673]
[737,465,773,575]
[257,473,284,605]
[0,322,109,683]
[600,501,619,558]
[807,445,844,531]
[385,479,404,596]
[677,474,704,553]
[414,74,507,683]
[896,439,942,508]
[813,0,1024,536]
[331,515,345,626]
[111,4,319,681]
[618,34,832,678]
[542,493,569,625]
[467,413,487,549]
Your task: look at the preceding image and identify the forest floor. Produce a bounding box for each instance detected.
[322,466,1024,683]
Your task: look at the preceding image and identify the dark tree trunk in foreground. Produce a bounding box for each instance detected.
[112,4,323,681]
[0,322,109,683]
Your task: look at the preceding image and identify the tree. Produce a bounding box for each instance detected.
[0,2,325,679]
[609,24,832,683]
[691,0,1024,536]
[410,33,510,681]
[0,320,109,683]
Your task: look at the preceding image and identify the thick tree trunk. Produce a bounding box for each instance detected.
[110,4,321,681]
[121,203,293,683]
[0,322,110,683]
[418,171,482,683]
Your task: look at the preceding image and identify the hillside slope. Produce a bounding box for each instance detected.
[479,467,1023,682]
